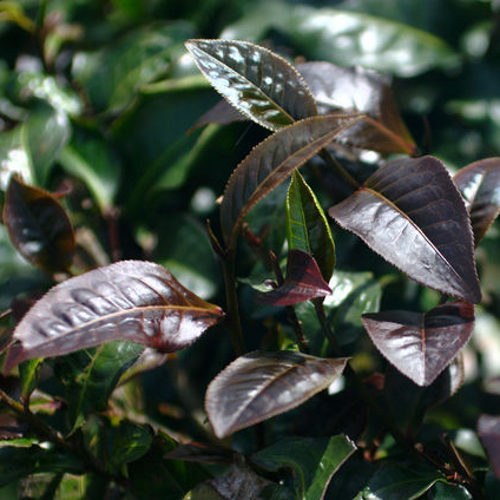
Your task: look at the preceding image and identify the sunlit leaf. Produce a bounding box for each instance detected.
[0,127,33,190]
[251,434,356,500]
[256,249,331,306]
[221,113,362,248]
[186,39,317,131]
[3,176,75,274]
[286,171,335,281]
[478,414,500,479]
[329,156,481,303]
[205,350,348,438]
[4,260,224,371]
[453,158,500,246]
[362,301,474,386]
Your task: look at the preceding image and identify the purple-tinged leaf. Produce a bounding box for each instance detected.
[329,156,481,303]
[190,99,247,132]
[3,176,75,273]
[298,62,416,155]
[221,113,362,248]
[478,414,500,478]
[4,260,224,371]
[362,301,474,386]
[256,249,331,306]
[453,157,500,246]
[185,39,317,131]
[205,350,348,438]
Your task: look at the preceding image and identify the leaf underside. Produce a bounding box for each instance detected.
[329,155,481,303]
[4,260,223,371]
[362,301,474,386]
[477,414,500,479]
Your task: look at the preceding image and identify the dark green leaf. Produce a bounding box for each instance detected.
[329,156,481,303]
[251,434,356,500]
[430,482,472,499]
[205,350,347,438]
[286,171,335,281]
[3,176,75,274]
[221,113,362,248]
[19,357,42,400]
[186,39,317,131]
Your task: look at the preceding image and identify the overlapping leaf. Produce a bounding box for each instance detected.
[478,414,500,478]
[4,260,224,371]
[362,301,474,386]
[205,350,348,438]
[255,249,331,306]
[185,39,317,131]
[329,156,481,303]
[453,158,500,246]
[3,176,75,273]
[221,113,362,248]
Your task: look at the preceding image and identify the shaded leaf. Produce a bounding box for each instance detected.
[453,158,500,246]
[329,156,481,303]
[205,350,348,438]
[4,260,224,371]
[256,249,331,306]
[3,176,75,273]
[430,482,472,499]
[19,357,42,400]
[251,434,356,500]
[190,99,247,131]
[286,171,335,281]
[478,414,500,478]
[165,442,235,464]
[362,301,474,386]
[185,39,317,131]
[221,113,362,248]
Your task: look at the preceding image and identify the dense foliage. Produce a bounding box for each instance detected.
[1,0,500,498]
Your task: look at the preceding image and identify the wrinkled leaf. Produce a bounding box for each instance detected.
[256,249,331,306]
[186,39,317,131]
[205,350,348,438]
[251,434,356,500]
[453,158,500,246]
[329,156,481,303]
[478,414,500,478]
[221,113,362,248]
[362,301,474,386]
[286,171,335,281]
[4,260,224,371]
[3,176,75,273]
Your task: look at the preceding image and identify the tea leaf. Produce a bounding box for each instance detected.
[221,113,362,248]
[4,260,224,371]
[205,350,347,438]
[329,156,481,303]
[185,39,317,131]
[362,301,474,386]
[478,414,500,479]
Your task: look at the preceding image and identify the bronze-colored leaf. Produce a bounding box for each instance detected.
[4,261,224,371]
[205,350,347,438]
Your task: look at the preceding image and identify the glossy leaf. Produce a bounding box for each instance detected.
[221,113,362,248]
[453,158,500,246]
[298,62,416,155]
[256,249,331,306]
[329,156,481,303]
[205,350,348,438]
[286,171,335,281]
[3,176,76,273]
[4,260,224,371]
[362,301,474,386]
[185,39,317,131]
[0,127,33,190]
[251,434,356,500]
[430,482,472,499]
[478,414,500,478]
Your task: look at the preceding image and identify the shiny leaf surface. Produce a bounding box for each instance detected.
[256,249,331,306]
[329,156,481,303]
[478,414,500,479]
[186,39,317,131]
[4,260,224,371]
[221,113,362,248]
[3,176,75,273]
[453,158,500,246]
[362,301,474,386]
[286,171,335,281]
[205,350,348,438]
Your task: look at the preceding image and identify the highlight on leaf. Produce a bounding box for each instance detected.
[4,260,224,371]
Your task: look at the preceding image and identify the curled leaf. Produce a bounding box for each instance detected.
[4,260,224,371]
[205,350,348,438]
